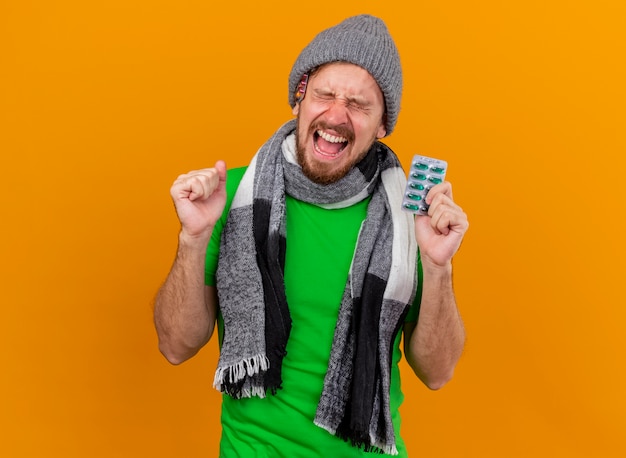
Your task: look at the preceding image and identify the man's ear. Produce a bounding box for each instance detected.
[376,111,389,138]
[376,123,387,139]
[292,103,300,116]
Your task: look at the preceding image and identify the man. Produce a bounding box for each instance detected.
[154,14,468,457]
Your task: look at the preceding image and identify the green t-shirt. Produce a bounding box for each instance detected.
[205,167,421,457]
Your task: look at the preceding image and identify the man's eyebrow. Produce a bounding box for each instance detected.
[346,95,371,106]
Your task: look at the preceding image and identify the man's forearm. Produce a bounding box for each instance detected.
[405,261,465,390]
[154,232,216,365]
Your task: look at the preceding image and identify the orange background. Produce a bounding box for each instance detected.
[2,1,625,457]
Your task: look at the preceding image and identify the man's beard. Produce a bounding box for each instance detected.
[295,118,377,185]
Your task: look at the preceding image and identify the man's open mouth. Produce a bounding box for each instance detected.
[314,130,349,157]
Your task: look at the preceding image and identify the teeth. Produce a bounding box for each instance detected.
[317,130,347,143]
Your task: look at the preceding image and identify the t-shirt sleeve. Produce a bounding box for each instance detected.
[204,166,248,286]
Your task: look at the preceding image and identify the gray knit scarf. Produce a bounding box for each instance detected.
[214,119,417,455]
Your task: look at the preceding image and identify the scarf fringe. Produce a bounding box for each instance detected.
[237,385,268,399]
[212,354,270,396]
[371,439,399,456]
[313,420,399,456]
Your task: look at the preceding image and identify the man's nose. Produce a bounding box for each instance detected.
[324,99,350,125]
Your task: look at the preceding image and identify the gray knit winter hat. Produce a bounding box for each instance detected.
[288,14,402,136]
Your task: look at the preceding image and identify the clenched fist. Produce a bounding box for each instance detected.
[414,181,469,268]
[170,160,227,240]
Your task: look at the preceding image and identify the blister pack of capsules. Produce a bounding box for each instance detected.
[401,155,448,216]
